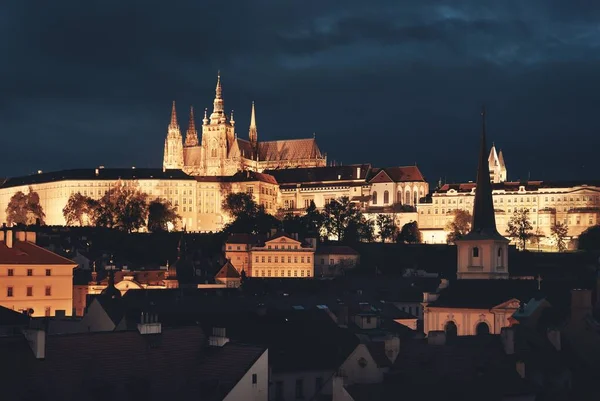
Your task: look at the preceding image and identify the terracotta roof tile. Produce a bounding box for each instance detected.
[368,166,426,183]
[0,239,77,265]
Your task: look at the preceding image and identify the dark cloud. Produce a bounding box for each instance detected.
[1,0,599,182]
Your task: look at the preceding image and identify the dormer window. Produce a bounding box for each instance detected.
[472,247,479,258]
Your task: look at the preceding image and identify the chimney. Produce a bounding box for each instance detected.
[356,167,361,179]
[23,329,45,359]
[384,335,400,364]
[547,328,561,351]
[571,289,592,322]
[5,228,13,249]
[516,361,525,379]
[427,331,446,346]
[500,327,515,355]
[209,327,230,347]
[137,312,162,335]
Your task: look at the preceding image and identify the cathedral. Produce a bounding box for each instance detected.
[163,73,327,176]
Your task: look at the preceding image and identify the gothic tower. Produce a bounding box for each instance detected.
[488,144,507,183]
[163,101,184,170]
[201,72,236,176]
[249,101,258,149]
[184,106,199,147]
[456,107,509,280]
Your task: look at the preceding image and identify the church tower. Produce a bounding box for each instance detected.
[456,107,509,280]
[488,144,507,183]
[201,72,236,176]
[249,101,258,149]
[163,101,184,170]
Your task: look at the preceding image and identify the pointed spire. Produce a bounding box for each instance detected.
[184,106,199,147]
[230,110,235,125]
[210,71,226,124]
[470,105,502,237]
[170,101,178,128]
[249,101,258,146]
[203,108,209,125]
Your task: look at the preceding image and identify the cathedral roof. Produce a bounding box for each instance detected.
[257,138,324,162]
[0,168,193,189]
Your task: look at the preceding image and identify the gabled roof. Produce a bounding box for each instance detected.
[258,138,324,162]
[216,261,241,279]
[0,239,77,265]
[265,233,301,245]
[0,326,265,401]
[367,166,426,183]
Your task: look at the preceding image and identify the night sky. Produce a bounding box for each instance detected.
[2,1,599,184]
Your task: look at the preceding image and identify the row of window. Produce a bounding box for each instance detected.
[5,268,52,276]
[372,190,421,205]
[434,195,600,205]
[6,286,52,297]
[255,269,312,277]
[255,255,311,264]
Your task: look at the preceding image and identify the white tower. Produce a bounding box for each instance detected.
[163,101,184,170]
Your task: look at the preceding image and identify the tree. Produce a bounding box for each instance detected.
[303,201,325,237]
[222,192,259,220]
[446,209,472,244]
[93,182,148,232]
[550,222,568,252]
[322,197,362,242]
[63,193,98,226]
[376,214,397,243]
[398,221,422,244]
[578,225,600,251]
[6,187,46,225]
[147,200,181,232]
[506,209,534,249]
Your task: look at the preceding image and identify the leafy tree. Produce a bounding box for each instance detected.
[322,197,362,242]
[62,193,98,226]
[6,186,46,225]
[222,192,258,220]
[578,225,600,251]
[376,214,397,243]
[92,182,148,233]
[550,222,568,252]
[282,213,304,235]
[147,200,181,232]
[506,208,534,249]
[303,200,325,237]
[397,221,422,244]
[446,209,472,244]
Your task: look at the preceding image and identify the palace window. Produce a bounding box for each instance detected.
[7,287,13,297]
[8,269,13,276]
[27,269,33,276]
[27,287,33,297]
[46,269,51,276]
[372,191,378,205]
[45,286,52,296]
[472,247,479,258]
[383,191,389,204]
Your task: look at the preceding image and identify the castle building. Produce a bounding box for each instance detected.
[164,73,327,176]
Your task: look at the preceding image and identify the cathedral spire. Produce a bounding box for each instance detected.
[170,100,178,129]
[470,105,501,237]
[249,101,258,146]
[184,106,199,147]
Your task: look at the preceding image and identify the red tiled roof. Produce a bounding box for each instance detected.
[369,166,426,183]
[0,239,77,265]
[216,261,241,279]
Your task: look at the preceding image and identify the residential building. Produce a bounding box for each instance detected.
[225,232,316,278]
[0,228,77,317]
[315,245,360,276]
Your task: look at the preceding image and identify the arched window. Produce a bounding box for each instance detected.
[444,321,458,338]
[497,247,503,266]
[405,190,411,205]
[476,322,490,335]
[372,191,378,205]
[414,192,418,205]
[473,247,479,258]
[397,191,402,204]
[383,191,389,204]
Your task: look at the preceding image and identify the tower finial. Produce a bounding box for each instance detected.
[184,106,199,146]
[203,108,208,125]
[230,110,235,125]
[210,72,225,123]
[170,100,178,128]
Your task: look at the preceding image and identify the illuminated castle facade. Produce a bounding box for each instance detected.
[163,73,327,176]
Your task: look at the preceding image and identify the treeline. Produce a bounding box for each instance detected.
[222,192,422,244]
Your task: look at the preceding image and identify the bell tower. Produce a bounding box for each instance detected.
[456,107,509,280]
[163,101,184,170]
